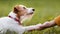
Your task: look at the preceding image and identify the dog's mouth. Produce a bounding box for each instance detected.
[27,12,34,15]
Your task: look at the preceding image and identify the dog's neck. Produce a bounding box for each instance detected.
[8,11,17,18]
[8,11,22,25]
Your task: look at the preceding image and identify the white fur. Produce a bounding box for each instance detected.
[0,5,42,34]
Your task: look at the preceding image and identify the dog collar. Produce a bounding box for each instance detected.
[8,16,22,25]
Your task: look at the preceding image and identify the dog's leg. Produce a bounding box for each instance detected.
[9,24,42,34]
[37,20,56,30]
[23,24,43,31]
[23,20,56,31]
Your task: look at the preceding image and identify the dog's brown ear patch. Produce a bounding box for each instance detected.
[14,5,20,13]
[14,7,19,13]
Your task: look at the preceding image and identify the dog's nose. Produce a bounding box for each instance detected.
[32,9,35,11]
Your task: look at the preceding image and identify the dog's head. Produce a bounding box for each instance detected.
[9,5,35,23]
[14,5,35,16]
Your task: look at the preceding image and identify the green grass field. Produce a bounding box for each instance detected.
[0,0,60,34]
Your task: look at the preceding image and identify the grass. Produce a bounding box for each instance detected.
[0,0,60,34]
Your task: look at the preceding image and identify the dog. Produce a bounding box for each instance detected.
[0,5,42,34]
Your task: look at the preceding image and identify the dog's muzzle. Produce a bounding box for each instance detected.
[27,8,35,15]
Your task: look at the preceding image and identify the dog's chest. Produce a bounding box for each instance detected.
[0,17,25,34]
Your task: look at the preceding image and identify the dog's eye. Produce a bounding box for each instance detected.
[23,7,26,9]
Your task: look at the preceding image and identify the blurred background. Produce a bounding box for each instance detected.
[0,0,60,34]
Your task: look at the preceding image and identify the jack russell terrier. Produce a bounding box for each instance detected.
[0,5,42,34]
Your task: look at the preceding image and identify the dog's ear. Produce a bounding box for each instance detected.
[14,5,20,13]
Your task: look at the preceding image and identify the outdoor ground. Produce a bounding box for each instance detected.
[0,0,60,34]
